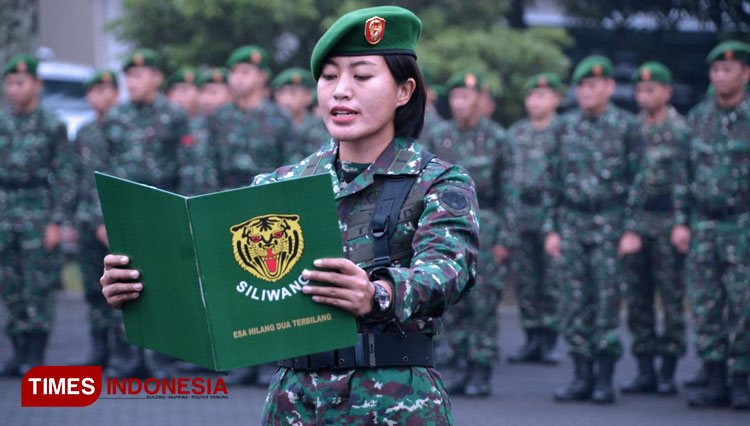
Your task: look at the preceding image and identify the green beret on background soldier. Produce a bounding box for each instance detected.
[545,54,644,404]
[70,69,122,367]
[0,53,75,377]
[428,69,517,397]
[619,61,689,397]
[271,66,329,160]
[677,39,750,410]
[507,72,564,365]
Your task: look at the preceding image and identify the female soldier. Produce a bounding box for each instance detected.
[100,6,479,424]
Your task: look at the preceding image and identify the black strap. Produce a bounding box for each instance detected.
[370,150,434,267]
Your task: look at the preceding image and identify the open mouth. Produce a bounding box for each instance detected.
[263,248,278,273]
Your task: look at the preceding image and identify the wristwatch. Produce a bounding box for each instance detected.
[370,281,392,318]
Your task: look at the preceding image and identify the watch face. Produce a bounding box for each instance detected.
[374,284,390,311]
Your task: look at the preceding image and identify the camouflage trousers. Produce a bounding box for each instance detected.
[78,230,120,333]
[553,227,623,360]
[0,224,57,335]
[687,214,750,375]
[623,230,686,357]
[512,230,558,331]
[440,210,504,367]
[262,366,453,425]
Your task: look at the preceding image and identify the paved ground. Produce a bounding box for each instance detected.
[1,290,748,425]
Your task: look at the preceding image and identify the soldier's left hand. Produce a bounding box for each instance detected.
[493,244,510,263]
[44,223,62,251]
[618,231,642,257]
[301,258,390,316]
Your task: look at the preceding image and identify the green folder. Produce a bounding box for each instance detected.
[95,172,357,371]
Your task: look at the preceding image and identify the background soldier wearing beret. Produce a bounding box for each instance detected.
[620,61,689,397]
[545,55,643,404]
[197,67,231,116]
[70,70,121,368]
[101,48,190,379]
[507,72,563,365]
[271,66,329,161]
[427,69,516,397]
[677,40,750,410]
[0,53,75,377]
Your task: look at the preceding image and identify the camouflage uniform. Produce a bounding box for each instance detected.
[177,115,217,195]
[206,100,294,190]
[508,118,559,333]
[73,120,120,334]
[258,137,479,424]
[543,103,642,361]
[677,93,750,376]
[626,107,689,359]
[426,117,515,370]
[291,114,329,162]
[0,106,73,336]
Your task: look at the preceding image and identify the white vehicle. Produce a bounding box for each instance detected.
[37,60,96,140]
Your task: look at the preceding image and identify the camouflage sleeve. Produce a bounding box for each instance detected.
[495,130,518,248]
[50,121,76,224]
[541,119,562,235]
[177,118,219,195]
[624,115,645,233]
[673,113,696,226]
[369,162,480,322]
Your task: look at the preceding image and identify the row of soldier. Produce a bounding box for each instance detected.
[0,38,748,411]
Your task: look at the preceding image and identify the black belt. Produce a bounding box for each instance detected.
[278,333,434,371]
[520,192,542,206]
[697,203,750,221]
[644,195,673,212]
[562,196,626,213]
[0,177,48,190]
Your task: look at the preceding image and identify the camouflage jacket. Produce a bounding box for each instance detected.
[509,117,558,232]
[424,117,516,247]
[102,94,189,191]
[675,93,750,224]
[253,137,480,336]
[289,114,330,163]
[177,115,218,195]
[542,103,643,235]
[207,100,294,190]
[630,107,690,236]
[73,119,109,232]
[0,106,74,227]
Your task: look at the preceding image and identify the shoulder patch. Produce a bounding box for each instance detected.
[439,190,470,216]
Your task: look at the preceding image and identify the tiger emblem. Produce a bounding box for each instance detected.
[230,214,304,283]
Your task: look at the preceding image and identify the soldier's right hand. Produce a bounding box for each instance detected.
[544,232,562,258]
[100,255,142,309]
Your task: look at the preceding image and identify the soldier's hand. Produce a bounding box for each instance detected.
[671,225,690,254]
[96,224,109,247]
[544,232,562,258]
[301,258,389,316]
[100,255,142,309]
[618,232,642,257]
[44,223,62,251]
[493,244,510,263]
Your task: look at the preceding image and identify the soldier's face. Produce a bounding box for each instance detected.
[167,83,200,116]
[524,88,561,120]
[228,63,266,98]
[576,77,614,114]
[3,73,41,111]
[709,60,749,98]
[125,67,163,102]
[86,83,118,115]
[634,81,672,112]
[199,83,232,115]
[317,55,414,145]
[273,85,312,117]
[449,88,481,126]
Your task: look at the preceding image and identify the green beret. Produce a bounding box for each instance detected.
[84,70,118,92]
[446,70,485,92]
[310,6,422,80]
[706,40,750,65]
[524,72,562,96]
[3,53,39,77]
[271,67,314,89]
[632,61,672,84]
[571,55,613,84]
[226,45,270,72]
[166,66,199,90]
[197,67,228,87]
[431,84,447,98]
[123,48,161,72]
